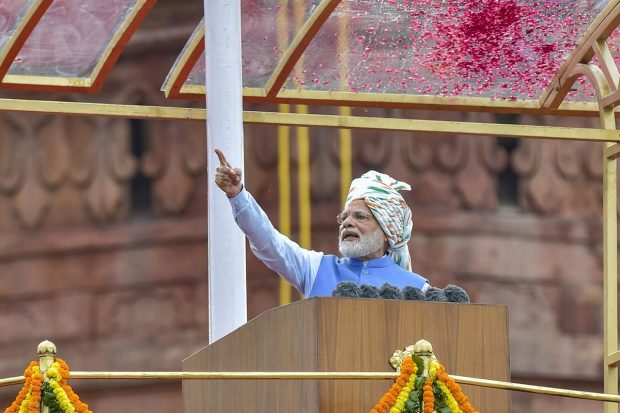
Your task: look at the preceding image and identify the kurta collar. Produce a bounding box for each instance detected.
[346,254,392,268]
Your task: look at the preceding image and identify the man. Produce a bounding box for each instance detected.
[215,149,429,297]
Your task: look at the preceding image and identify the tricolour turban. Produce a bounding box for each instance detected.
[345,171,413,271]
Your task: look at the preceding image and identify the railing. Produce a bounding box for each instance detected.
[1,340,618,407]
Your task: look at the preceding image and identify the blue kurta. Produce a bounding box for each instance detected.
[229,188,429,297]
[309,255,428,296]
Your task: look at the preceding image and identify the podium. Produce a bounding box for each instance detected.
[183,298,510,412]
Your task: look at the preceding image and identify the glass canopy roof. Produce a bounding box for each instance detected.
[0,0,154,91]
[162,0,320,98]
[288,0,605,99]
[0,0,51,79]
[1,0,620,108]
[164,0,609,103]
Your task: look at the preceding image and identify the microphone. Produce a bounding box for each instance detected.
[331,282,472,303]
[379,283,404,300]
[359,284,381,298]
[332,281,361,298]
[444,284,470,303]
[424,286,448,302]
[402,286,425,301]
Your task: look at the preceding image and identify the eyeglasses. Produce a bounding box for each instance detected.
[337,211,373,225]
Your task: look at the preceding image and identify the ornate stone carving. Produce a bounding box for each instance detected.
[142,120,205,215]
[399,136,459,208]
[436,135,467,173]
[243,124,279,205]
[109,84,207,217]
[398,132,508,210]
[453,137,508,209]
[356,129,393,172]
[400,136,433,172]
[512,139,602,215]
[0,113,69,228]
[311,131,343,203]
[68,116,136,223]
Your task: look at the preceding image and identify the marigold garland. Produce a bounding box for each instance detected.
[389,365,419,413]
[3,358,93,413]
[370,356,478,413]
[436,364,478,413]
[4,362,36,413]
[27,367,43,413]
[422,378,434,413]
[18,392,30,413]
[371,357,416,413]
[52,359,90,413]
[436,380,462,413]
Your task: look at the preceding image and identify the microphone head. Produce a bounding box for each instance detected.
[425,286,448,302]
[443,284,470,303]
[359,284,381,298]
[402,286,425,301]
[332,281,361,298]
[379,283,404,300]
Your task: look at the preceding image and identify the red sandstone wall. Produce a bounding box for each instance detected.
[0,1,610,412]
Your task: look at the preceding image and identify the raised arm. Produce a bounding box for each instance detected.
[213,149,323,295]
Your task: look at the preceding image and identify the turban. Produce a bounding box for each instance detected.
[345,171,413,271]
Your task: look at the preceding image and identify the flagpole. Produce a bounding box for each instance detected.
[204,0,247,342]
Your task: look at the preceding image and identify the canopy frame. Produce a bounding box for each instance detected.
[0,0,156,92]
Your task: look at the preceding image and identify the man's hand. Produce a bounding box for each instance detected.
[215,149,243,197]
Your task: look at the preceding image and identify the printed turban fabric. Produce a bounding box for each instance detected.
[345,171,413,271]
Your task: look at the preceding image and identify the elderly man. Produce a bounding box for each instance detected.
[215,149,429,297]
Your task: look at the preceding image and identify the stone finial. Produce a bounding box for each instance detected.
[389,344,416,371]
[390,340,435,373]
[413,339,433,356]
[37,340,57,357]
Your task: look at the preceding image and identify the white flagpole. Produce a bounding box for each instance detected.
[204,0,247,342]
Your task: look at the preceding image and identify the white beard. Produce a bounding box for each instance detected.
[339,227,385,258]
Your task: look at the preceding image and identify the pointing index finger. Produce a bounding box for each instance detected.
[215,149,232,168]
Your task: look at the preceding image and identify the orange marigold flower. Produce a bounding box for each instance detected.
[400,358,415,375]
[369,356,417,413]
[423,378,434,413]
[4,362,37,413]
[436,365,478,413]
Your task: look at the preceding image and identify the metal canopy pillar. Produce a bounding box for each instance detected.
[204,0,247,342]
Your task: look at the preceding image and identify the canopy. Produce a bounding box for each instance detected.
[1,0,620,112]
[0,0,154,91]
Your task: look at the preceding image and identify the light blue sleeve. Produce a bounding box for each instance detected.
[228,188,323,296]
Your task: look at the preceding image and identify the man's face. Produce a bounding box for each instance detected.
[338,199,387,260]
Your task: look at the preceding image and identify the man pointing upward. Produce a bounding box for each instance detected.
[215,149,429,297]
